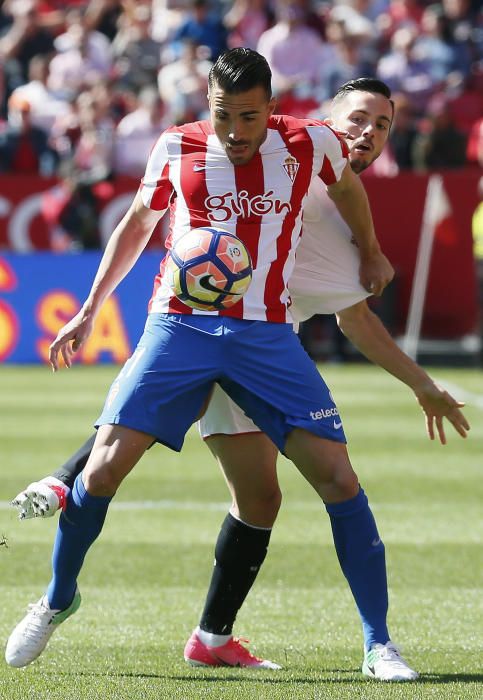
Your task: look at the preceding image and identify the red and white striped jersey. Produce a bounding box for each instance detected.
[141,114,348,322]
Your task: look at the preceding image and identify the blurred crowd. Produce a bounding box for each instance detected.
[0,0,481,249]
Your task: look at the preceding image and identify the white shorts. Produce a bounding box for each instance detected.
[289,273,369,323]
[199,383,260,439]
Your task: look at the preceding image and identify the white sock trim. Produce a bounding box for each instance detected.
[229,509,272,531]
[197,626,232,647]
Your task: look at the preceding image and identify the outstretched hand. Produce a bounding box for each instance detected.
[415,383,470,444]
[359,250,394,297]
[49,310,94,371]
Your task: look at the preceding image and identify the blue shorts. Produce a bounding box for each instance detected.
[96,313,346,452]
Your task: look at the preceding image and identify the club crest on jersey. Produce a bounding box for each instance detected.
[283,155,299,183]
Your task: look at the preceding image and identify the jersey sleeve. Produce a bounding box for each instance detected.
[139,130,175,212]
[310,125,349,186]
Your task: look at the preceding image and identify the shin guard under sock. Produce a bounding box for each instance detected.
[325,487,389,650]
[200,513,271,635]
[46,473,111,610]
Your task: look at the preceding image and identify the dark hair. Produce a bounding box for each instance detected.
[333,78,394,115]
[208,48,272,99]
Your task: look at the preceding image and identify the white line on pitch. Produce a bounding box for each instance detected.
[0,500,478,513]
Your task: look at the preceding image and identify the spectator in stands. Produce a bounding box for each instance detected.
[466,116,483,168]
[49,95,83,161]
[442,0,482,68]
[376,25,439,114]
[0,52,7,118]
[41,160,104,251]
[69,89,115,181]
[257,1,332,103]
[47,6,112,99]
[172,0,228,62]
[43,84,116,251]
[344,0,392,24]
[0,93,58,175]
[48,79,117,160]
[112,3,162,91]
[0,0,55,99]
[325,3,380,78]
[224,0,272,50]
[328,1,375,43]
[32,0,77,36]
[389,92,418,170]
[158,38,212,123]
[151,0,187,46]
[114,86,167,177]
[444,72,483,137]
[414,3,464,81]
[84,0,123,41]
[54,6,112,67]
[319,23,369,103]
[376,0,424,41]
[292,0,327,39]
[412,98,467,171]
[9,54,69,132]
[0,2,11,33]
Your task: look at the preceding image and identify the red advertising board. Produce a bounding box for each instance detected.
[0,175,167,251]
[363,170,479,336]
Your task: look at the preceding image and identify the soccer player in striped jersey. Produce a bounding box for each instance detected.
[8,68,469,681]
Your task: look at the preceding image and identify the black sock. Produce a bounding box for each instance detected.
[199,512,272,635]
[52,434,96,488]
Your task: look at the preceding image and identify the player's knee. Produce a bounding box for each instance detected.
[235,486,282,528]
[332,469,359,500]
[257,484,282,522]
[312,460,359,502]
[83,464,121,497]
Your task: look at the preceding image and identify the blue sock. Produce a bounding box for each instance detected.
[325,487,389,650]
[46,474,111,610]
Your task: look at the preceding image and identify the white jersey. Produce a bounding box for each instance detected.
[140,115,348,322]
[199,179,370,439]
[289,178,369,321]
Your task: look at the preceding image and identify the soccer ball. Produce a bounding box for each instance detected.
[165,227,253,311]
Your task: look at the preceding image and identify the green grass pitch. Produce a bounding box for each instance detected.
[0,364,482,700]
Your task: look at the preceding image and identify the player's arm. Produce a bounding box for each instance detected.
[326,163,394,296]
[49,191,162,371]
[336,300,470,443]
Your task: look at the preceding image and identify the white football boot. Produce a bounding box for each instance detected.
[362,642,419,681]
[5,589,81,668]
[11,477,69,520]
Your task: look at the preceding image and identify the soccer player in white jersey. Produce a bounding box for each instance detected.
[187,79,470,681]
[7,65,468,677]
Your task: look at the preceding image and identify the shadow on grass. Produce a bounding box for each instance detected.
[40,670,483,685]
[416,673,483,684]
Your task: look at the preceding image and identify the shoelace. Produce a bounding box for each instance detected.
[230,637,262,661]
[23,603,55,644]
[377,644,408,666]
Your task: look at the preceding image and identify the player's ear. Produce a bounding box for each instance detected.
[268,97,277,116]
